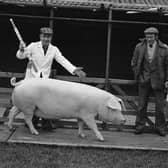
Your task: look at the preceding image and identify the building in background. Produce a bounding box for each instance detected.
[0,0,168,81]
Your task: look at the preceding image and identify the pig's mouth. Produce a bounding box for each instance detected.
[110,118,126,130]
[112,119,126,126]
[115,120,126,131]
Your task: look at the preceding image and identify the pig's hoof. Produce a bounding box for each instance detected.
[98,137,104,142]
[8,125,12,130]
[31,130,39,135]
[9,126,16,132]
[8,124,13,131]
[78,133,86,138]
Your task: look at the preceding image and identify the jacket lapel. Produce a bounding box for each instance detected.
[151,44,158,62]
[38,42,52,57]
[138,42,146,67]
[151,40,165,63]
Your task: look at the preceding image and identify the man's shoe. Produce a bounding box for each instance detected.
[42,119,56,130]
[32,116,42,129]
[156,128,166,137]
[166,121,168,126]
[134,125,145,134]
[101,122,109,131]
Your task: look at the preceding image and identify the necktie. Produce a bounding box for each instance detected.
[40,73,43,78]
[42,46,48,55]
[149,44,153,48]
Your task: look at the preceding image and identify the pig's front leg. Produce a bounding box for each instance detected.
[82,115,104,141]
[77,118,86,138]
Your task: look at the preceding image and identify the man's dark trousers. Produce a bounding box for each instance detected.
[136,81,166,129]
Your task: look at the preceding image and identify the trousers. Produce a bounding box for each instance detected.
[135,81,166,128]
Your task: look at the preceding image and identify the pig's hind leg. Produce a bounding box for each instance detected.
[8,105,20,130]
[23,106,39,135]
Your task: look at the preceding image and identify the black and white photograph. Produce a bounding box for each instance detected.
[1,0,168,168]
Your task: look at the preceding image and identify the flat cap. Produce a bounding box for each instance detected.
[40,27,53,35]
[144,27,159,34]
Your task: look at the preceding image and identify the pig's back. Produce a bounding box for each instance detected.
[19,78,110,98]
[13,78,111,117]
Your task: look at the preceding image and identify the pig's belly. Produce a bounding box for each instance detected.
[34,98,81,119]
[35,108,78,119]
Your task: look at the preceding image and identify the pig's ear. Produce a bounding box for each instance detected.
[106,97,122,111]
[118,98,126,112]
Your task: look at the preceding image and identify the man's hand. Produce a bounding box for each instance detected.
[73,67,86,79]
[19,41,26,52]
[165,81,168,88]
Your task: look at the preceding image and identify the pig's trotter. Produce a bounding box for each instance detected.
[98,135,104,142]
[9,126,16,132]
[77,118,86,138]
[24,114,39,135]
[8,106,20,130]
[30,128,39,135]
[82,115,104,141]
[78,133,86,138]
[27,122,39,135]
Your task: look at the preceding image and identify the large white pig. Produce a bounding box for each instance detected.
[8,77,126,141]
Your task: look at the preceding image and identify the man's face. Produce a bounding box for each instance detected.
[40,34,52,46]
[145,33,156,45]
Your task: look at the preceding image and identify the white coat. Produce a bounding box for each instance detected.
[16,41,77,78]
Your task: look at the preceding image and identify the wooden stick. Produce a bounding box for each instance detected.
[9,18,38,73]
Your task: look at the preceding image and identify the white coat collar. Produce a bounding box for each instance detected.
[37,41,52,56]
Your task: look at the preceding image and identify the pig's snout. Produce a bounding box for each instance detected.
[116,112,126,126]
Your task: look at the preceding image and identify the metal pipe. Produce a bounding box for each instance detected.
[105,7,112,91]
[43,0,47,7]
[1,13,168,26]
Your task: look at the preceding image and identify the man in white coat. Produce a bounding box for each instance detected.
[17,27,86,129]
[17,27,85,79]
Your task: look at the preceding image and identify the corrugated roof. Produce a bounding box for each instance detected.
[0,0,43,6]
[109,0,168,11]
[46,0,168,12]
[1,0,168,11]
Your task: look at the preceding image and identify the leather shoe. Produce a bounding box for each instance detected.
[41,119,56,130]
[155,128,166,137]
[134,125,145,134]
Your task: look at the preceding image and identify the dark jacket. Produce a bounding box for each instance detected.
[131,40,168,89]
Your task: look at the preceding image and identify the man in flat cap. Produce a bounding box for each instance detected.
[131,27,168,136]
[17,27,86,130]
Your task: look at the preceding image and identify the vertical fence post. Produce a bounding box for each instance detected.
[49,8,54,29]
[105,6,112,91]
[102,6,113,130]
